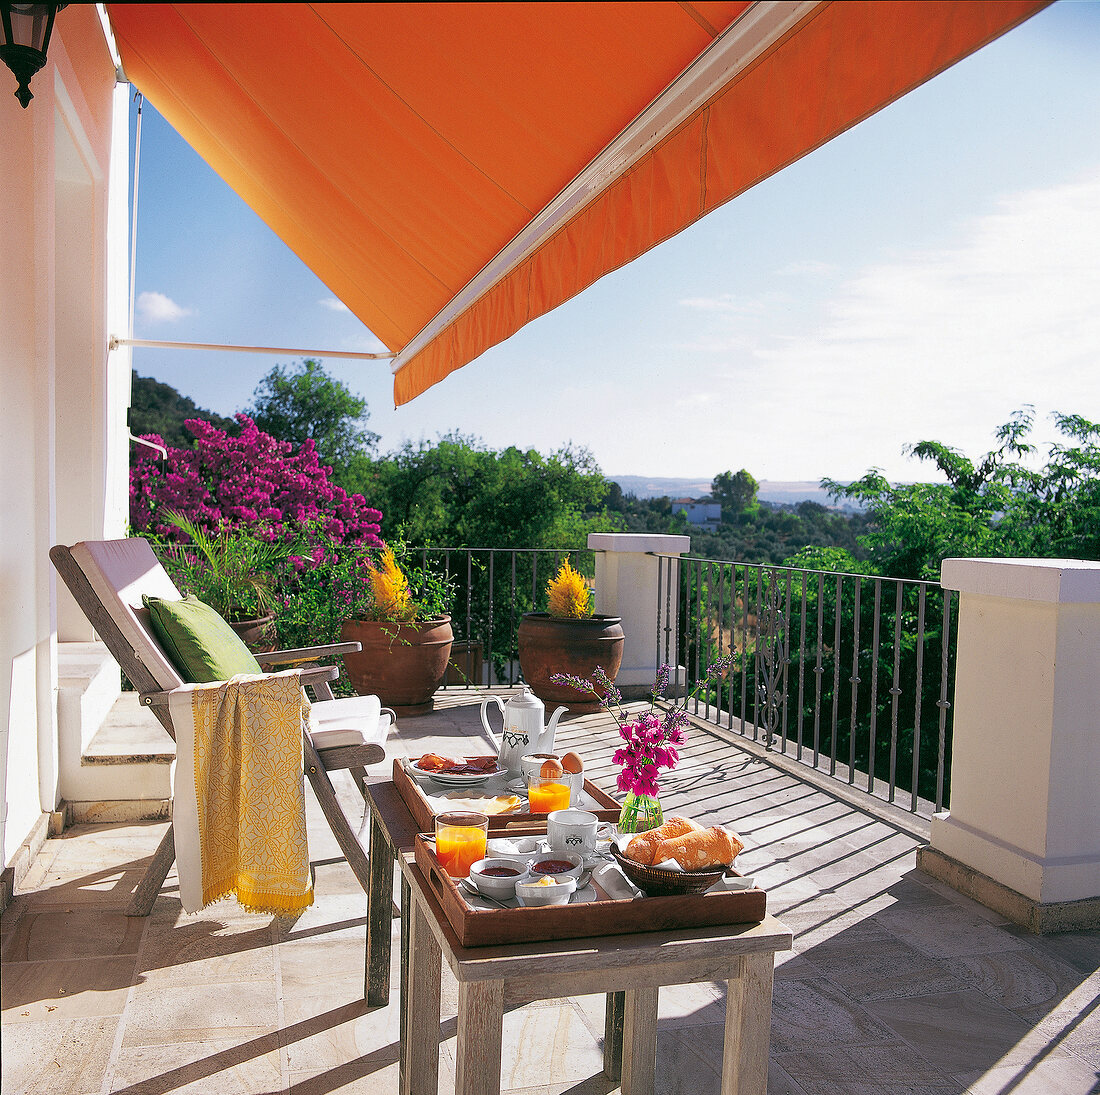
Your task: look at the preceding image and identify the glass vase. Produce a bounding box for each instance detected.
[617,791,664,834]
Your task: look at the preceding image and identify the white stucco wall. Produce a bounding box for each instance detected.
[0,6,127,870]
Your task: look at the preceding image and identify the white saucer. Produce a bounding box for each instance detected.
[458,877,596,908]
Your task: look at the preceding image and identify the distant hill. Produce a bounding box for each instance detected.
[609,475,855,509]
[130,371,238,450]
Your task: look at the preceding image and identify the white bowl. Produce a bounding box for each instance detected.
[468,857,530,900]
[515,875,577,907]
[526,852,584,883]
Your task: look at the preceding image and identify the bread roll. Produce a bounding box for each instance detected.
[625,816,701,865]
[653,826,744,870]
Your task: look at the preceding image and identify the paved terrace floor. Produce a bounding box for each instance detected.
[3,688,1098,1095]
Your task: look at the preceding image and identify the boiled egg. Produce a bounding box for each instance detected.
[561,750,584,774]
[540,758,564,779]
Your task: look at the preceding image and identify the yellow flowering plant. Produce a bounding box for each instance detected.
[363,543,452,623]
[546,557,593,619]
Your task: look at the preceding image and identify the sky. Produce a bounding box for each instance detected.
[127,2,1100,485]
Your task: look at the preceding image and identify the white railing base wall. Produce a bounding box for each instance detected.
[589,533,690,696]
[926,558,1100,914]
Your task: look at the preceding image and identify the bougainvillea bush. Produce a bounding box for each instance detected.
[130,415,383,548]
[273,525,377,651]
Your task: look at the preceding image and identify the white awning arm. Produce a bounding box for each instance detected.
[110,336,396,361]
[391,0,820,375]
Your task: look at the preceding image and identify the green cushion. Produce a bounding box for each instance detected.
[143,594,262,684]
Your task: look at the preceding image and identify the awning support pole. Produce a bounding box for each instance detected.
[109,336,396,361]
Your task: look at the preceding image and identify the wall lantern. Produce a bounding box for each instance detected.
[1,3,65,108]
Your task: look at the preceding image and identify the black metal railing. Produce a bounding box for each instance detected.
[655,555,958,817]
[411,546,593,687]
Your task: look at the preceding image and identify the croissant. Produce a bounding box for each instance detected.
[653,826,744,870]
[625,816,702,865]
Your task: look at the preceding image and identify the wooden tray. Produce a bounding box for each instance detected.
[413,834,767,947]
[394,757,620,833]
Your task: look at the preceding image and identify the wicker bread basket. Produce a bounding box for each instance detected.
[610,845,726,896]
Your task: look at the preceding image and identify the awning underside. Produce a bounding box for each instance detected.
[106,1,1048,404]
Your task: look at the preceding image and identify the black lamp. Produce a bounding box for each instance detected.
[1,3,65,108]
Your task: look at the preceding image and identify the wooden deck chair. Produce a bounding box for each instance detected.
[50,538,393,918]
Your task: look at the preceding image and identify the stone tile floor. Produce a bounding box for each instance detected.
[2,689,1098,1094]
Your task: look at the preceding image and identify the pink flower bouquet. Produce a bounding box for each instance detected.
[551,658,732,800]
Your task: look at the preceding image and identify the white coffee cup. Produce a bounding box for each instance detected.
[547,808,601,859]
[519,752,560,786]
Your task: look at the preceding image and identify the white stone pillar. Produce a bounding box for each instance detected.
[919,558,1100,931]
[587,533,691,697]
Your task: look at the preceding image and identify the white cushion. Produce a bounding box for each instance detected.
[309,694,389,749]
[311,727,368,750]
[70,539,186,691]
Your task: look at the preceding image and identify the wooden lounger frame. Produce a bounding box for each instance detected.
[50,543,390,923]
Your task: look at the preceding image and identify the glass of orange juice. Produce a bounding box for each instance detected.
[527,777,571,814]
[435,811,489,878]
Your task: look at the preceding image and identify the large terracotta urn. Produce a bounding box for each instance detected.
[340,616,454,715]
[517,613,625,714]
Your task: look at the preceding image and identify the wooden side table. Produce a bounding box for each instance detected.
[399,855,792,1095]
[364,780,631,1080]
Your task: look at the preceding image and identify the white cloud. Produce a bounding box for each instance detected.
[660,172,1100,479]
[320,297,351,313]
[678,292,778,314]
[775,259,838,278]
[761,174,1100,389]
[136,290,193,324]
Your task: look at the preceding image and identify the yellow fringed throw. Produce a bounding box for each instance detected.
[171,672,314,916]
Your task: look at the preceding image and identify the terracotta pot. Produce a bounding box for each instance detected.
[340,616,454,715]
[229,613,277,654]
[517,613,625,714]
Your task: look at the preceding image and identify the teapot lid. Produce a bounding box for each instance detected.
[507,686,543,709]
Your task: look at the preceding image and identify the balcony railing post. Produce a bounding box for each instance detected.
[919,558,1100,932]
[587,533,690,699]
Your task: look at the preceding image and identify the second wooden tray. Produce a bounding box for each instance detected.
[413,834,767,947]
[394,757,620,832]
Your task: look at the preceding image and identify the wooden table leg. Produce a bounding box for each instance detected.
[721,952,775,1095]
[399,874,412,1094]
[455,979,504,1095]
[366,813,394,1006]
[621,986,659,1095]
[603,990,626,1080]
[402,900,441,1095]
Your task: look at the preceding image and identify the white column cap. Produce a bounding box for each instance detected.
[940,558,1100,604]
[587,533,691,553]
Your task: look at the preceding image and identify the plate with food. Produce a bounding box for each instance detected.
[412,753,502,785]
[430,790,523,815]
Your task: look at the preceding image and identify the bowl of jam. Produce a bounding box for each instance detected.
[469,857,531,900]
[529,853,584,883]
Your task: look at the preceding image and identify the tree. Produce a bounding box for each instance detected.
[344,433,621,548]
[824,409,1100,580]
[712,469,758,517]
[246,359,379,471]
[129,371,238,451]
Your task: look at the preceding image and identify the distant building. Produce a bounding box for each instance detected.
[671,498,722,527]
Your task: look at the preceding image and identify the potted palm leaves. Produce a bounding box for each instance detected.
[517,557,624,714]
[158,513,288,651]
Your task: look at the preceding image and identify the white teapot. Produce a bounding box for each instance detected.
[480,687,567,778]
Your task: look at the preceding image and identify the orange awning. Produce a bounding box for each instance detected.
[106,2,1048,405]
